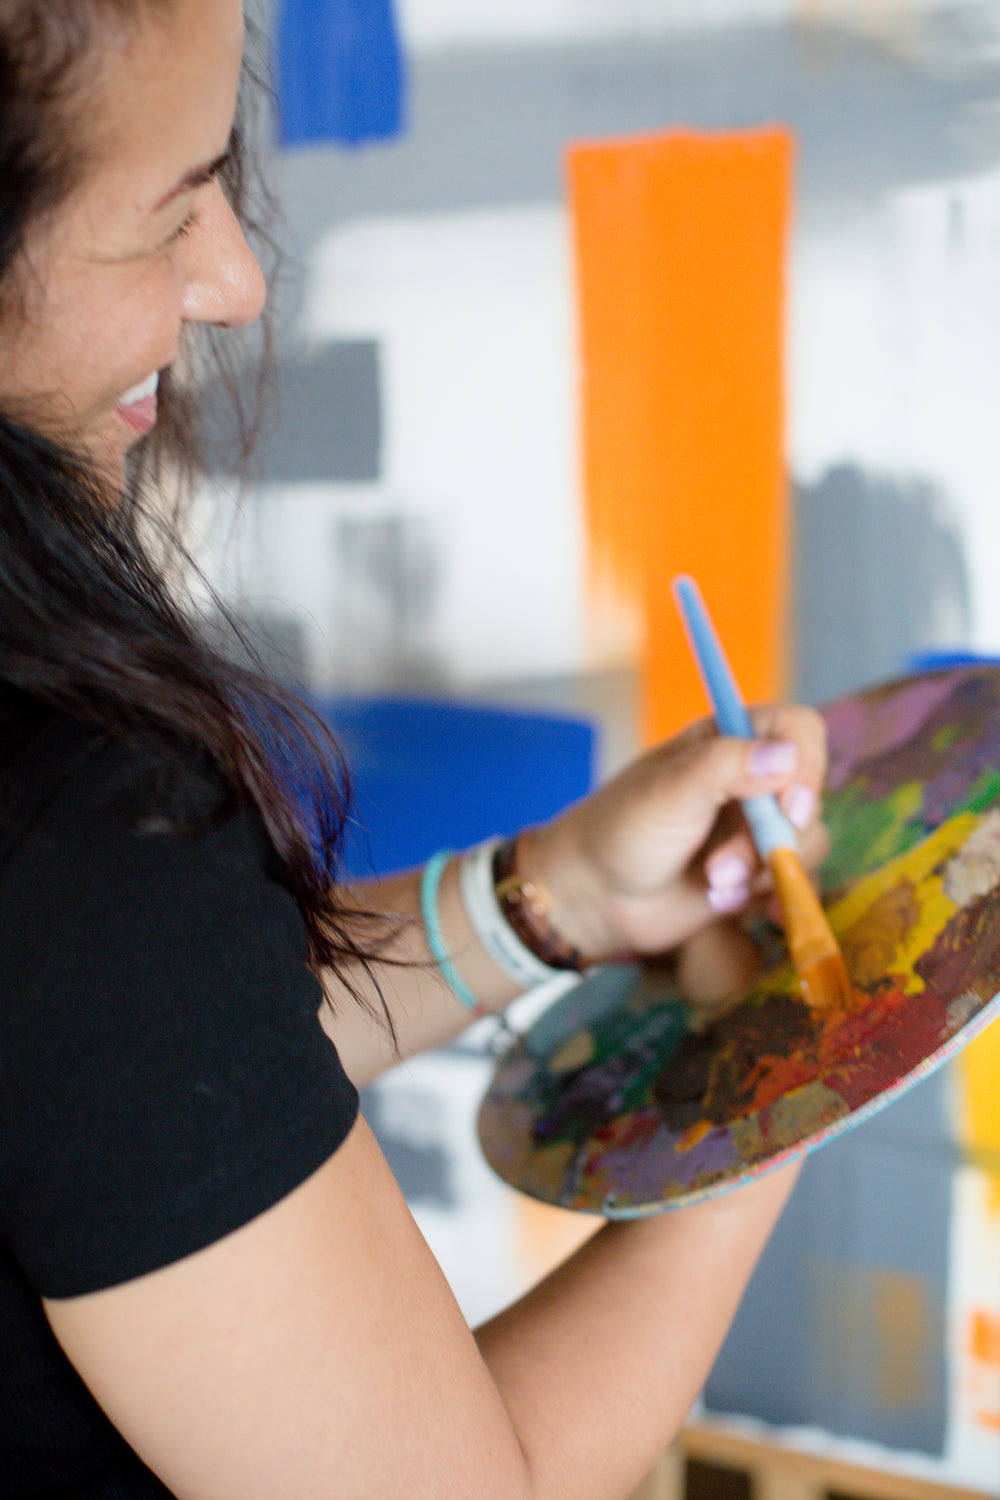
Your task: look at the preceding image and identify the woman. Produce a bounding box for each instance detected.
[0,0,827,1495]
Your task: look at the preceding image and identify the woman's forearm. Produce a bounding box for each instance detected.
[319,856,525,1085]
[475,1157,801,1497]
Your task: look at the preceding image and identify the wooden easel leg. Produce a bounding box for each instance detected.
[752,1462,825,1500]
[627,1445,685,1500]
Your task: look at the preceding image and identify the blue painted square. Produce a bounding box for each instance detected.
[308,695,598,877]
[274,0,406,149]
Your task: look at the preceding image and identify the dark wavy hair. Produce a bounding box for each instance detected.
[0,0,393,1029]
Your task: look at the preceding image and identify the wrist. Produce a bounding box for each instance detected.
[491,834,600,971]
[514,824,633,967]
[458,836,577,988]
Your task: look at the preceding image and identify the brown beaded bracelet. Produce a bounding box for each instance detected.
[490,835,595,972]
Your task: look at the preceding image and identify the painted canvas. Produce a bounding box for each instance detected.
[479,664,1000,1216]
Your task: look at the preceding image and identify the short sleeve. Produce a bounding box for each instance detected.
[0,728,359,1298]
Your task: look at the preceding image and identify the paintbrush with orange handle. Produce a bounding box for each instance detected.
[672,574,852,1011]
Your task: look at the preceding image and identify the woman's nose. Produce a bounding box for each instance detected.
[180,180,267,329]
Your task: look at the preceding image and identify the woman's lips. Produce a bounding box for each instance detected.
[117,394,158,434]
[115,371,160,436]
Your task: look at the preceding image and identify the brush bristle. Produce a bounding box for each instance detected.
[767,847,853,1011]
[797,949,854,1012]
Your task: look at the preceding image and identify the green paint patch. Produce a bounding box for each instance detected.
[823,780,925,891]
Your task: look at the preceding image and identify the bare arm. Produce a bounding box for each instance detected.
[47,1112,799,1500]
[317,856,524,1086]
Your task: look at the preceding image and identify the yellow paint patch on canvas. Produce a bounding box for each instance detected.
[958,1021,1000,1216]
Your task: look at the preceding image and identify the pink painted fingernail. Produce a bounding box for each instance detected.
[707,882,751,914]
[787,785,816,830]
[748,740,797,778]
[709,853,752,891]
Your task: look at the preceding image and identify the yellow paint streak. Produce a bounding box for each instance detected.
[861,780,926,872]
[827,811,976,988]
[676,1118,715,1152]
[959,1024,1000,1216]
[826,807,1000,1214]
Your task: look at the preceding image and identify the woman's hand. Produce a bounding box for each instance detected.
[325,701,828,1085]
[520,703,829,964]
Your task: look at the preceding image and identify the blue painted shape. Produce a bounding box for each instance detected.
[908,650,1000,672]
[307,695,598,877]
[274,0,405,149]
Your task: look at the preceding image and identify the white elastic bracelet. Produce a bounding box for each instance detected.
[459,837,562,989]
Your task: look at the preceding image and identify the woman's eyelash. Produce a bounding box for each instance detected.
[164,209,198,248]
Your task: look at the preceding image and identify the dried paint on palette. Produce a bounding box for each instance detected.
[479,666,1000,1215]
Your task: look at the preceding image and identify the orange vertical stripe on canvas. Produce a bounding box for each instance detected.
[568,128,794,744]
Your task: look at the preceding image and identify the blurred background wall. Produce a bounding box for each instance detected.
[198,0,1000,719]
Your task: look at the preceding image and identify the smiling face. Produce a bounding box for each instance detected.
[0,0,265,491]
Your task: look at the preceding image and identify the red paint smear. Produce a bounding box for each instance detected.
[819,987,949,1112]
[701,982,951,1125]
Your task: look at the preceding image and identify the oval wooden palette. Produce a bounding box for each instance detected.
[478,665,1000,1216]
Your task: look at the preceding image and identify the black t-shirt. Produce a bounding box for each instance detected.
[0,688,359,1495]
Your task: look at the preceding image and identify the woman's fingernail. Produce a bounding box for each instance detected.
[707,854,752,913]
[748,740,797,779]
[707,882,751,914]
[787,784,816,830]
[708,852,752,891]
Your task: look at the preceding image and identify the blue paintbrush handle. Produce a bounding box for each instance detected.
[672,574,796,857]
[672,576,754,738]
